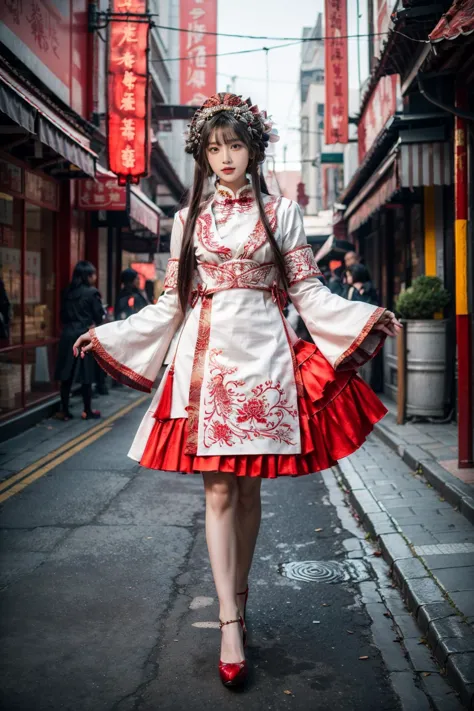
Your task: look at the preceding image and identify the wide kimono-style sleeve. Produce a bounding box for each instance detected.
[282,201,386,370]
[89,212,184,392]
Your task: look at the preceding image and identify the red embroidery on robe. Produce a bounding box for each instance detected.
[198,260,277,290]
[163,259,179,289]
[214,195,255,226]
[240,197,281,259]
[203,349,298,449]
[197,213,233,260]
[284,245,322,286]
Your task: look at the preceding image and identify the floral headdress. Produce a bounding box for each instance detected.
[184,92,279,159]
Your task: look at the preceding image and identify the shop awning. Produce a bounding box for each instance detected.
[399,141,452,188]
[345,152,400,234]
[344,140,453,233]
[429,0,474,42]
[78,169,162,238]
[0,69,96,177]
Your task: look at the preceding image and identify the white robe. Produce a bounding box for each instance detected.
[90,185,385,462]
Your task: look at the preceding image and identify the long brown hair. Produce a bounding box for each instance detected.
[177,112,287,313]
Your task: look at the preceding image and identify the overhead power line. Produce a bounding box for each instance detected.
[151,23,389,43]
[151,29,428,65]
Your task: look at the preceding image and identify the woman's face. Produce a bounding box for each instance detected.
[346,271,353,285]
[89,271,97,286]
[206,128,249,188]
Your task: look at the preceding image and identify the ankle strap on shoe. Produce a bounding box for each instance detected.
[219,617,242,630]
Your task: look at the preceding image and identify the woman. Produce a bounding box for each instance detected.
[343,263,378,305]
[74,93,400,688]
[55,261,104,420]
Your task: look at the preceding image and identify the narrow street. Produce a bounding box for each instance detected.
[0,399,461,711]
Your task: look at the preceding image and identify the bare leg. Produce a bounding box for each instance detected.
[235,477,262,617]
[203,471,244,664]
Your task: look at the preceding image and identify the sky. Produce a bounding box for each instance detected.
[216,0,371,170]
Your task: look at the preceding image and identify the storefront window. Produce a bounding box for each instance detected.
[25,203,56,343]
[0,192,23,347]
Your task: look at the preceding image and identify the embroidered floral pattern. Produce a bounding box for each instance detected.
[283,245,322,286]
[214,189,256,226]
[197,212,233,260]
[241,197,281,259]
[203,349,297,449]
[163,259,179,289]
[196,196,280,261]
[197,260,277,291]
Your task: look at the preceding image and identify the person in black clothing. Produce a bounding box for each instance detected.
[114,268,148,320]
[55,261,104,421]
[342,263,378,305]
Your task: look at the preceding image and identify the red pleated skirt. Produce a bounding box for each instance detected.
[140,340,387,478]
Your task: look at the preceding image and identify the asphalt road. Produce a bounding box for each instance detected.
[0,401,439,711]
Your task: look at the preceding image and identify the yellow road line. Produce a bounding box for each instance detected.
[0,394,149,498]
[0,428,113,504]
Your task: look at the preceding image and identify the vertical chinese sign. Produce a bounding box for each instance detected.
[324,0,348,145]
[108,0,151,184]
[180,0,217,106]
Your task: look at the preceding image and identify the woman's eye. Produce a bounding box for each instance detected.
[209,147,218,153]
[231,143,241,150]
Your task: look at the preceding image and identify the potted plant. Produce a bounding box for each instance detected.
[394,276,451,417]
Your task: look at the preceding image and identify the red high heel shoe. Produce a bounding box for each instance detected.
[218,616,248,688]
[237,586,249,647]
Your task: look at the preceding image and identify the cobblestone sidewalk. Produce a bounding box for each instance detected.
[374,397,474,525]
[337,436,474,708]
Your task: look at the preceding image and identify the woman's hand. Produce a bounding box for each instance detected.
[73,332,93,359]
[373,310,402,338]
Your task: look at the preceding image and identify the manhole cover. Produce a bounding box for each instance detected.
[279,560,371,584]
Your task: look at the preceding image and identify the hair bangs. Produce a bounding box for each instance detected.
[203,111,252,149]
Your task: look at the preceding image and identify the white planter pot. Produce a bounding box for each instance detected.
[404,319,447,417]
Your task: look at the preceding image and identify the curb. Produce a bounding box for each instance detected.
[374,421,474,526]
[337,456,474,710]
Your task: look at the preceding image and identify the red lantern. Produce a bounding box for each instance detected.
[107,0,151,184]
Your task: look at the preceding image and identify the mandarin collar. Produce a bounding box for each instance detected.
[214,182,254,203]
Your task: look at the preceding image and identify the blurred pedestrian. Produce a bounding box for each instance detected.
[344,250,360,269]
[115,268,148,320]
[343,263,378,305]
[54,261,104,421]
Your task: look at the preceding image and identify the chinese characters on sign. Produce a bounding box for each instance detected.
[107,0,151,184]
[78,176,127,210]
[324,0,348,145]
[358,75,400,161]
[180,0,217,106]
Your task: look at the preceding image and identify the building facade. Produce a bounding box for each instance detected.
[0,0,190,436]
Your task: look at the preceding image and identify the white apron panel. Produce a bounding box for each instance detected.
[196,289,300,456]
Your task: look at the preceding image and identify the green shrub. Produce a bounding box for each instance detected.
[394,276,451,320]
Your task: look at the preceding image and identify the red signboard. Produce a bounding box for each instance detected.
[0,0,88,119]
[358,75,400,161]
[180,0,217,106]
[108,0,151,184]
[78,176,127,210]
[324,0,349,145]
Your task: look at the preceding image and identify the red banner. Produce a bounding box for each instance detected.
[358,75,400,161]
[78,176,127,210]
[180,0,217,106]
[107,0,150,184]
[324,0,348,145]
